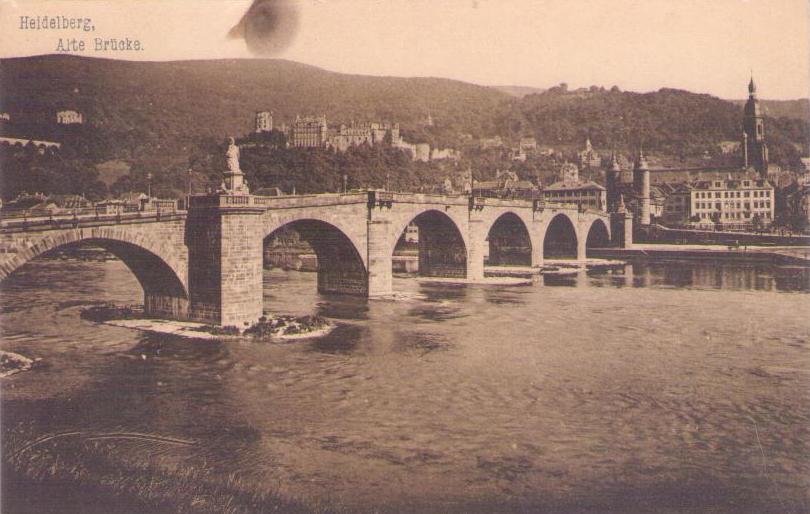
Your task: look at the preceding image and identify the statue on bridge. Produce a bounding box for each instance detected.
[221,137,250,195]
[226,137,241,173]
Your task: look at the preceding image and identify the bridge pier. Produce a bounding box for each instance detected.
[577,235,588,262]
[144,293,189,320]
[530,221,545,268]
[466,219,486,281]
[187,195,265,328]
[367,218,393,296]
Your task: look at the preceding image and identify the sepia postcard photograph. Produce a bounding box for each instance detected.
[0,0,809,512]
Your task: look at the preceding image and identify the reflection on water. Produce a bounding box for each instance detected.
[542,260,810,292]
[1,256,809,513]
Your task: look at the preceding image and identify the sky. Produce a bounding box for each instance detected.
[1,0,809,99]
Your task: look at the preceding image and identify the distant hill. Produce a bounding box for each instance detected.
[0,55,808,201]
[497,86,809,168]
[492,85,547,98]
[0,55,509,159]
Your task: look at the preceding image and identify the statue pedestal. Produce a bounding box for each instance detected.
[187,193,264,327]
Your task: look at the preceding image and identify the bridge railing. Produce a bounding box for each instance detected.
[252,192,368,208]
[0,210,187,233]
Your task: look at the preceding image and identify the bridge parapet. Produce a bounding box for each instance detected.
[253,192,368,208]
[0,211,187,234]
[188,194,258,209]
[388,192,469,207]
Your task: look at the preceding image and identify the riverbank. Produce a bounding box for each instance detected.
[590,244,810,266]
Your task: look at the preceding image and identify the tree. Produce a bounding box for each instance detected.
[751,213,763,232]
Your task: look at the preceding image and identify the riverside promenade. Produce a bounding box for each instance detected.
[590,243,810,266]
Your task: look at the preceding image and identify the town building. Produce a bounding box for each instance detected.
[577,138,601,169]
[290,115,328,148]
[542,163,606,210]
[782,175,810,230]
[661,183,693,226]
[255,111,273,133]
[56,110,83,125]
[473,170,539,200]
[689,177,774,230]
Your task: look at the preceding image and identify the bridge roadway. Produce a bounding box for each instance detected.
[0,191,629,327]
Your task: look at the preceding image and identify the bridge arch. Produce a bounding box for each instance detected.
[391,209,468,278]
[263,219,368,295]
[486,211,533,266]
[584,218,611,256]
[0,229,189,318]
[543,213,579,259]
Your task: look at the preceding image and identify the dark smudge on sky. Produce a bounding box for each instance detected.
[228,0,300,56]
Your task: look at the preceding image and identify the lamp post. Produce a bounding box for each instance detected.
[147,172,153,199]
[187,168,193,196]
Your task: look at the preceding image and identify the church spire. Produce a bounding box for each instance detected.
[743,75,768,175]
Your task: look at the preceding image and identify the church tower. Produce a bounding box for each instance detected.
[742,76,769,175]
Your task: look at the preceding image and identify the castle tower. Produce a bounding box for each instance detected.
[255,111,273,133]
[742,76,769,175]
[606,152,622,213]
[633,148,651,225]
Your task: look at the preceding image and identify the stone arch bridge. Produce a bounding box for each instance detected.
[0,191,630,327]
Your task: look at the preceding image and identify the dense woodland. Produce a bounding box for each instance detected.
[1,55,808,201]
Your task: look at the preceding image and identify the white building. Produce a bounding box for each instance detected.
[56,110,83,125]
[689,177,774,230]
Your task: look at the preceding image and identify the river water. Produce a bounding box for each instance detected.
[1,254,809,513]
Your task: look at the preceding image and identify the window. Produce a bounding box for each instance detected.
[715,192,721,198]
[744,192,750,198]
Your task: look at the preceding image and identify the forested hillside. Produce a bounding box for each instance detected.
[1,55,807,201]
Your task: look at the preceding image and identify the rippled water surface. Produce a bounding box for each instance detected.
[2,255,809,513]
